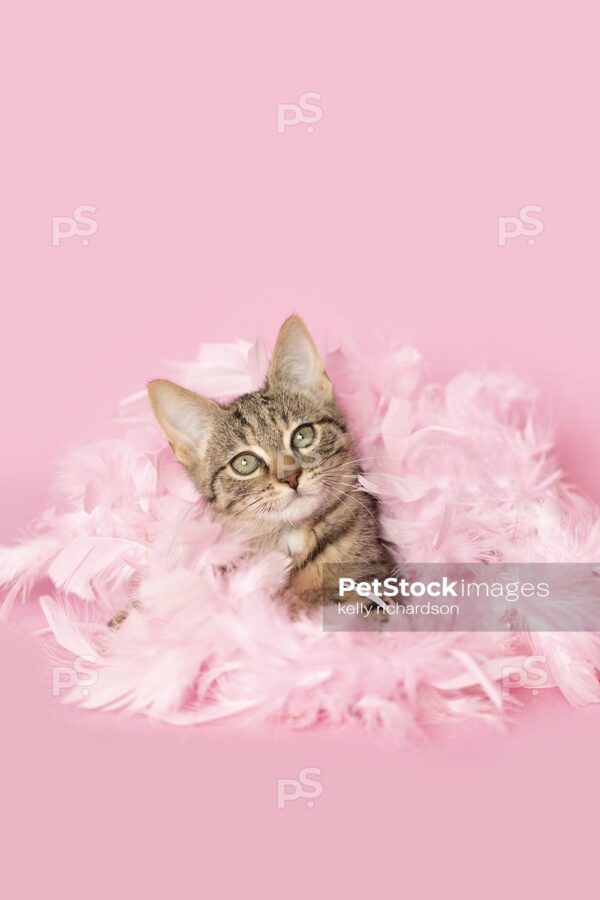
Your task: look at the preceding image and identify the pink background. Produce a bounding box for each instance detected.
[1,2,599,896]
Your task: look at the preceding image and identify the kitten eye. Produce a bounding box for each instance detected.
[230,452,261,475]
[291,424,316,449]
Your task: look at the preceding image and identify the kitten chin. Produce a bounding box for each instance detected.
[264,492,324,525]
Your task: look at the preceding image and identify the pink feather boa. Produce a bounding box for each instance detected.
[2,334,600,735]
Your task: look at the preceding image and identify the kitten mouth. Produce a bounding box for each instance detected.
[266,489,322,523]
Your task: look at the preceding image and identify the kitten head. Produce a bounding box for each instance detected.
[148,316,355,527]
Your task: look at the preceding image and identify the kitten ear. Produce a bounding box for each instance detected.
[147,379,221,465]
[267,316,333,402]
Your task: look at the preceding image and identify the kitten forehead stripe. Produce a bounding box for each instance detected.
[314,416,347,432]
[232,407,253,429]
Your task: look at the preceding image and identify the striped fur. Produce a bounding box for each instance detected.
[148,316,395,610]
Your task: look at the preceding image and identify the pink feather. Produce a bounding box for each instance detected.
[1,334,599,735]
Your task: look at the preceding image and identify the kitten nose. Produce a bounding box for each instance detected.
[278,469,302,491]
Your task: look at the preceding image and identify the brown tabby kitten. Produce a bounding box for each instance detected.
[146,316,395,612]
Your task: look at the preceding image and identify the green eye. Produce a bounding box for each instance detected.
[230,453,261,475]
[291,424,316,449]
